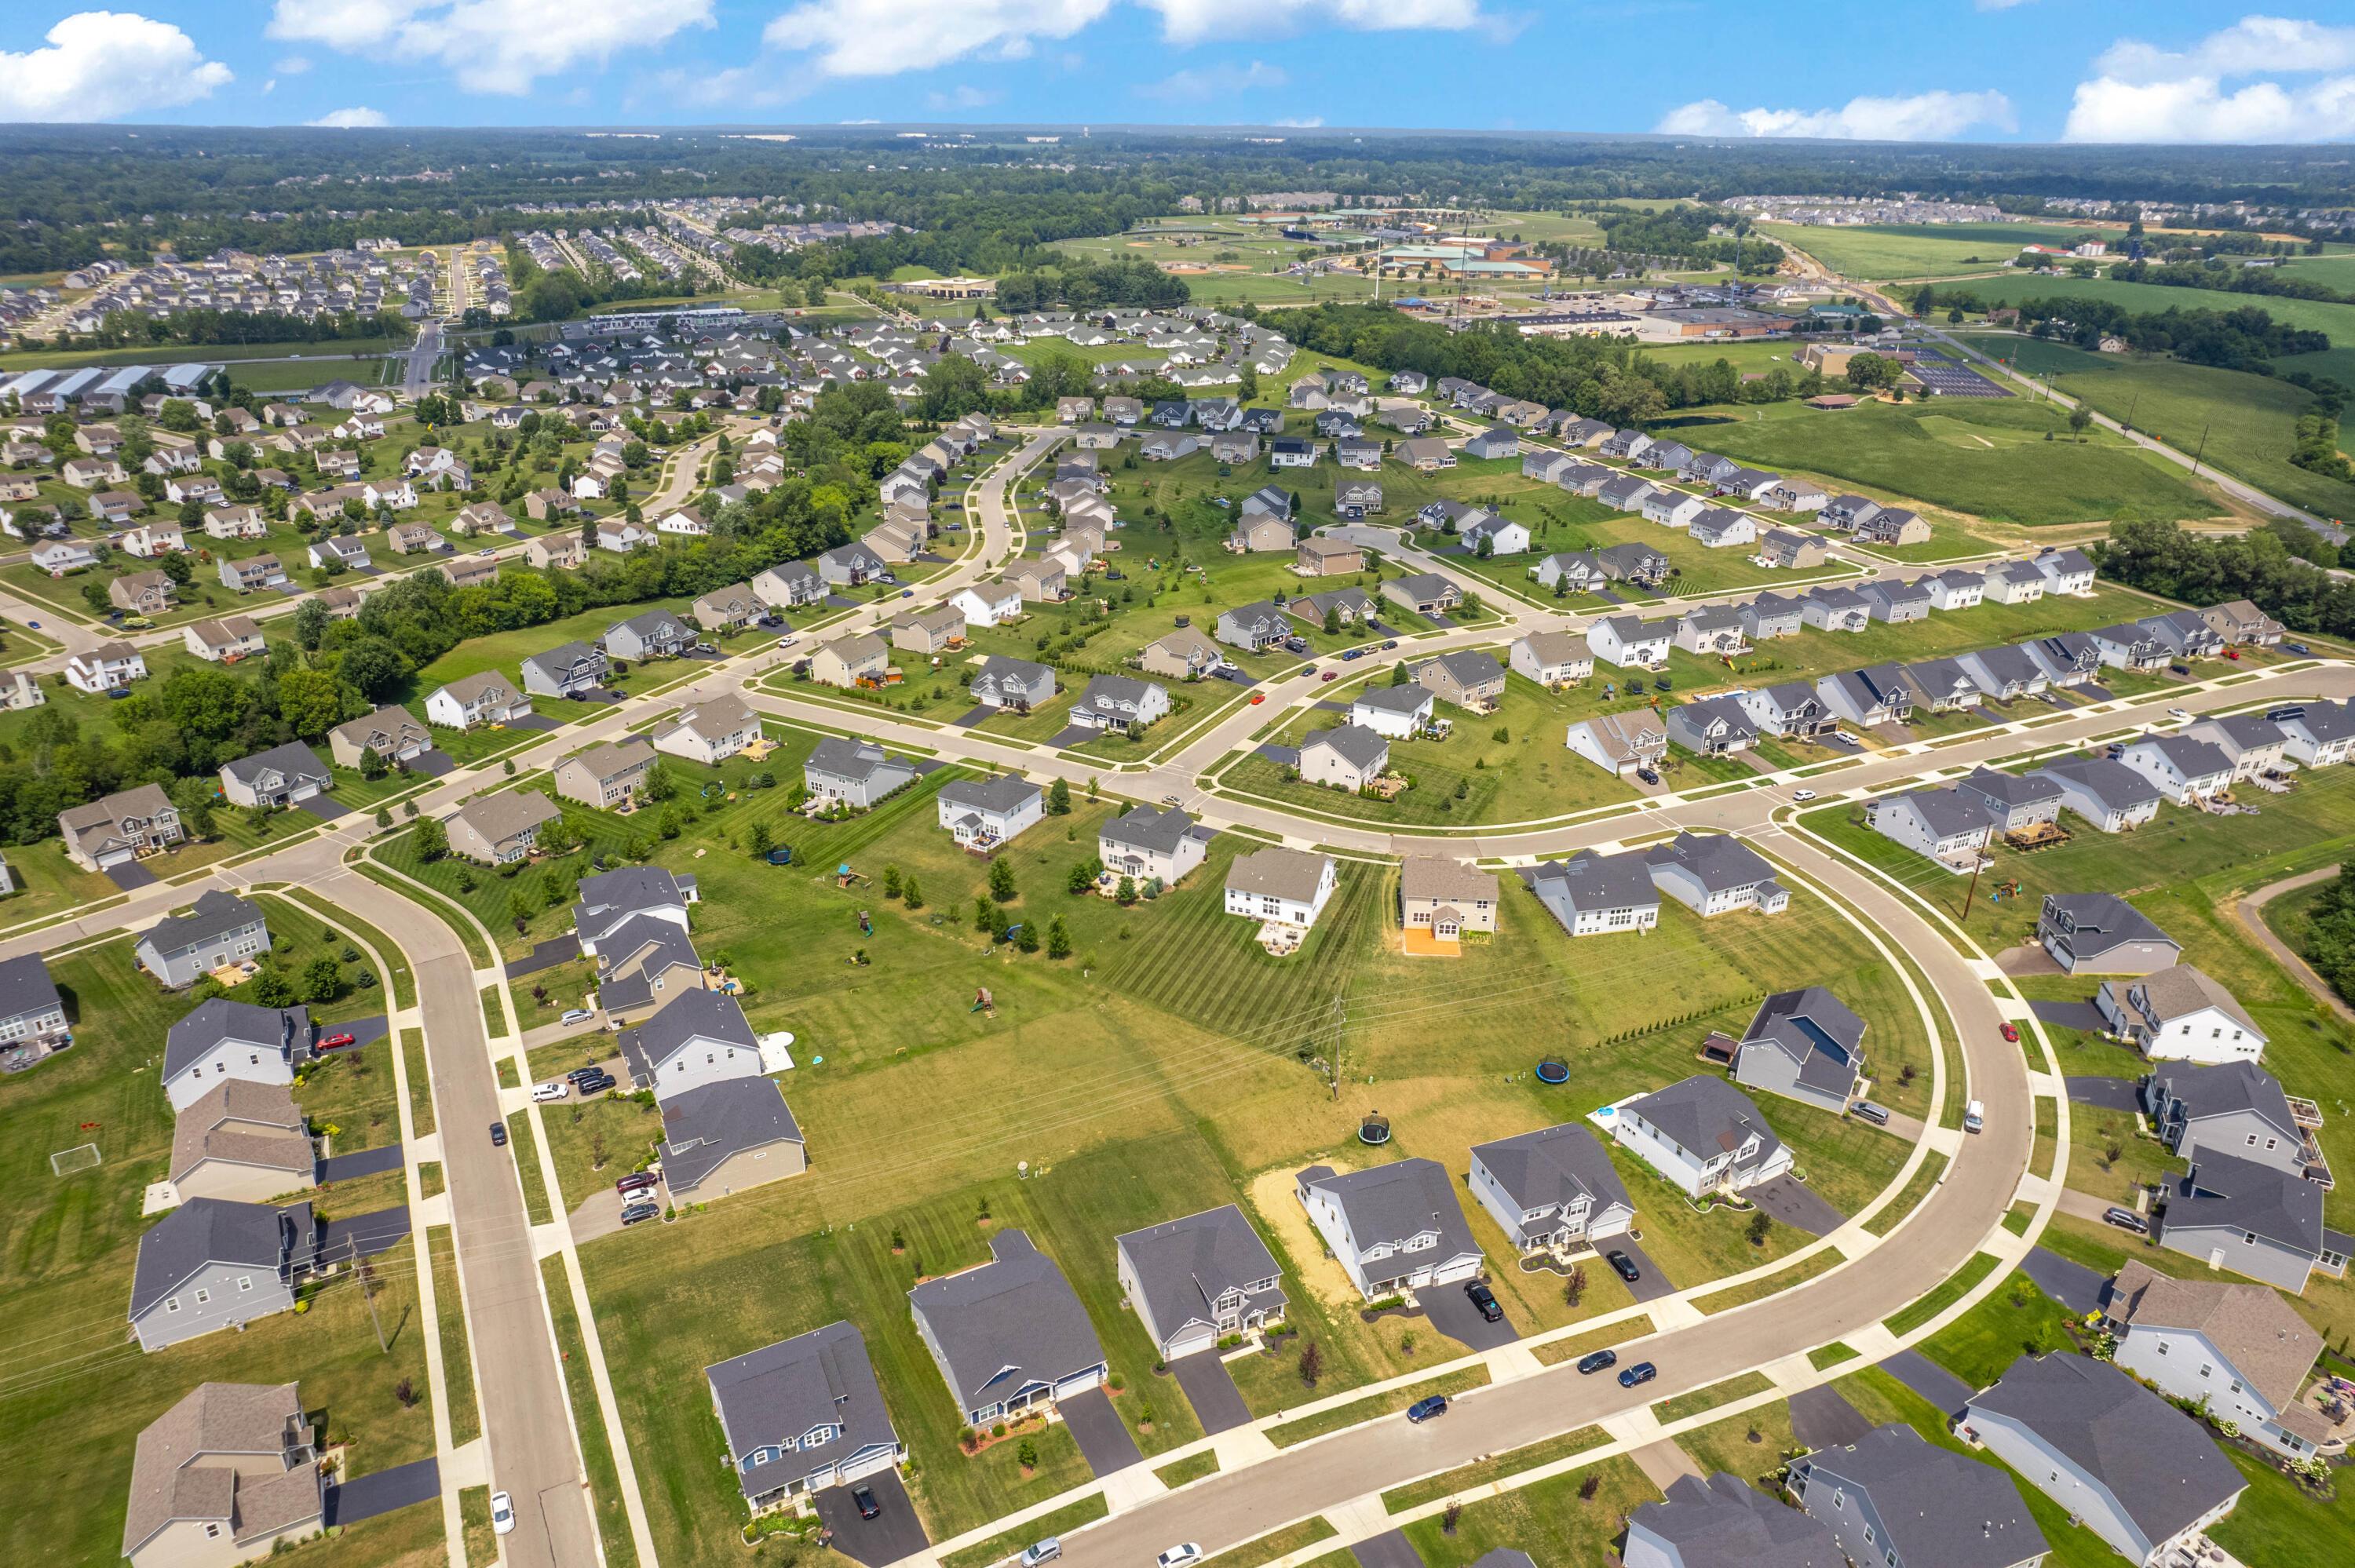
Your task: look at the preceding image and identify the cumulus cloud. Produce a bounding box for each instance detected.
[1655,89,2015,140]
[2065,16,2355,141]
[1136,58,1286,100]
[0,12,232,122]
[1139,0,1483,45]
[765,0,1111,77]
[309,105,390,126]
[270,0,714,93]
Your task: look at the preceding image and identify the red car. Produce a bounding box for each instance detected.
[1249,692,1265,705]
[2222,648,2241,661]
[1999,1022,2020,1043]
[1320,670,1338,682]
[316,1032,356,1051]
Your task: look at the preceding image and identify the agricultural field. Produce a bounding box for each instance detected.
[1948,333,2355,523]
[0,906,431,1568]
[1652,393,2220,527]
[1760,222,2116,282]
[1945,272,2355,361]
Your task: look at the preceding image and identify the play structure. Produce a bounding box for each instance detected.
[1358,1113,1392,1147]
[971,986,995,1016]
[835,863,863,889]
[856,909,872,936]
[1536,1057,1570,1085]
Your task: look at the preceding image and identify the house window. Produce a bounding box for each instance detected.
[166,1296,181,1312]
[239,1276,254,1292]
[205,1524,222,1540]
[195,1289,210,1304]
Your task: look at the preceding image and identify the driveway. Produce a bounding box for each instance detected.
[323,1457,440,1526]
[1606,1238,1677,1304]
[508,936,584,979]
[1881,1349,1971,1413]
[1418,1278,1521,1351]
[104,862,158,891]
[502,713,562,734]
[404,751,456,778]
[1352,1530,1425,1568]
[1059,1387,1144,1477]
[1746,1174,1844,1238]
[2032,1000,2108,1034]
[317,1202,412,1261]
[1787,1384,1873,1448]
[297,796,351,821]
[1046,724,1097,749]
[815,1469,929,1566]
[330,1012,389,1051]
[2021,1245,2110,1315]
[316,1143,404,1183]
[2066,1076,2142,1112]
[1254,743,1301,768]
[1170,1352,1253,1436]
[1995,944,2063,978]
[950,705,994,728]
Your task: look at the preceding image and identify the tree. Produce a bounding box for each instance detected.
[1562,1264,1586,1308]
[974,894,994,932]
[2068,405,2093,441]
[1324,606,1341,634]
[882,863,902,897]
[1391,661,1410,686]
[356,744,388,782]
[158,551,194,586]
[274,668,342,742]
[1015,920,1039,954]
[1046,777,1071,815]
[901,875,923,910]
[248,966,295,1008]
[1297,1340,1323,1388]
[298,954,344,1004]
[411,817,450,862]
[1747,1209,1772,1247]
[1046,916,1072,958]
[334,636,412,702]
[748,822,774,859]
[1066,860,1096,895]
[988,856,1017,902]
[1115,873,1137,905]
[292,597,330,651]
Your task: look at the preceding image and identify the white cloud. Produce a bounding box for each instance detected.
[0,12,232,122]
[2065,16,2355,141]
[272,0,714,94]
[1272,115,1323,126]
[1140,0,1483,45]
[765,0,1110,77]
[1655,89,2015,140]
[264,78,276,93]
[309,105,389,126]
[1135,58,1285,100]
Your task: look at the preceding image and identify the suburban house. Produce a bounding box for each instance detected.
[1983,560,2047,605]
[520,641,611,700]
[1294,1158,1484,1300]
[1955,766,2065,836]
[652,697,763,766]
[2143,1059,2322,1183]
[693,585,765,635]
[1588,615,1674,668]
[425,670,531,731]
[1689,508,1757,550]
[1791,1426,2047,1568]
[446,790,563,866]
[1612,1075,1795,1198]
[553,737,659,810]
[658,1078,807,1199]
[970,656,1057,712]
[1069,674,1169,734]
[1382,573,1462,618]
[1352,683,1435,738]
[1116,1205,1288,1360]
[1799,585,1870,633]
[64,641,147,695]
[58,782,183,872]
[937,775,1044,851]
[2096,964,2268,1063]
[752,562,824,609]
[2120,733,2235,804]
[1740,593,1806,643]
[1299,724,1391,793]
[1417,650,1506,712]
[617,989,762,1104]
[1816,665,1914,728]
[168,1080,313,1206]
[1960,1353,2244,1566]
[1139,627,1223,681]
[1526,849,1659,938]
[1224,847,1338,929]
[1756,527,1831,571]
[2142,609,2225,660]
[1667,696,1758,759]
[526,533,588,571]
[184,616,265,662]
[1866,786,1995,873]
[1216,601,1292,653]
[2199,599,2286,647]
[327,706,433,771]
[219,742,330,811]
[2154,1150,2331,1292]
[2182,713,2288,782]
[1399,855,1500,941]
[136,891,270,990]
[307,535,371,573]
[891,605,967,657]
[2278,701,2355,768]
[218,555,288,596]
[1565,713,1669,777]
[1510,632,1593,687]
[604,608,697,662]
[1469,1123,1636,1253]
[1645,832,1789,917]
[1736,682,1834,739]
[161,1001,312,1111]
[2105,1260,2332,1460]
[804,738,917,809]
[1098,805,1211,888]
[130,1198,319,1351]
[706,1322,904,1511]
[909,1230,1108,1427]
[1298,537,1365,577]
[111,570,174,616]
[808,634,890,690]
[1735,986,1868,1112]
[2026,632,2104,688]
[573,866,699,957]
[121,1382,324,1566]
[1626,1474,1841,1568]
[1002,558,1067,603]
[1675,605,1747,658]
[2037,894,2182,974]
[2090,623,2167,671]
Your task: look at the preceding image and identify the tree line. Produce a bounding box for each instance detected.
[2094,517,2355,638]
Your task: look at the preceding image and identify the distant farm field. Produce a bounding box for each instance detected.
[1761,222,2114,281]
[1949,272,2355,352]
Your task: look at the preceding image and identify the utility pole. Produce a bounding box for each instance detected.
[2190,421,2211,478]
[1327,991,1347,1102]
[352,1236,388,1354]
[1959,847,1991,923]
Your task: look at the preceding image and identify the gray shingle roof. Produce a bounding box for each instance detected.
[1645,831,1775,895]
[2145,1059,2297,1143]
[2030,754,2163,812]
[706,1321,897,1503]
[659,1078,802,1191]
[163,999,310,1083]
[1968,1353,2243,1547]
[1628,1075,1784,1165]
[1305,723,1389,771]
[1471,1124,1632,1244]
[138,890,267,961]
[2040,893,2174,961]
[1296,1158,1480,1257]
[809,737,909,785]
[937,774,1042,815]
[1115,1205,1285,1346]
[1799,1424,2046,1568]
[1630,1472,1842,1568]
[623,990,755,1074]
[2171,1147,2324,1254]
[1743,986,1868,1094]
[1528,848,1657,915]
[222,741,330,789]
[0,951,61,1025]
[908,1230,1105,1412]
[1355,684,1433,716]
[130,1198,311,1318]
[1101,804,1199,856]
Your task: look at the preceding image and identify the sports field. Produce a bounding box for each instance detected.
[1760,222,2115,281]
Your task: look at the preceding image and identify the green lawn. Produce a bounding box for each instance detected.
[1399,1453,1659,1568]
[1915,1270,2077,1388]
[939,1493,1108,1568]
[1886,1251,2002,1336]
[1266,1366,1492,1448]
[1652,1369,1775,1425]
[1382,1425,1608,1513]
[429,1225,480,1446]
[1761,222,2121,282]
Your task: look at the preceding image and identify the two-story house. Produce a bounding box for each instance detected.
[1469,1123,1636,1254]
[1294,1158,1484,1300]
[1116,1205,1288,1360]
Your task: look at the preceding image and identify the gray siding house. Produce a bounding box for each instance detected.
[803,738,917,808]
[1735,986,1866,1112]
[136,890,271,990]
[706,1321,904,1510]
[1468,1123,1636,1252]
[130,1198,319,1352]
[1791,1424,2046,1568]
[909,1230,1108,1426]
[1115,1205,1287,1360]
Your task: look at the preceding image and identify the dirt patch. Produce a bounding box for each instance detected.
[1247,1161,1367,1314]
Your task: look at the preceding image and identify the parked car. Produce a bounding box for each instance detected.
[2167,707,2192,722]
[2286,642,2311,656]
[531,1080,568,1103]
[315,1031,356,1052]
[1851,1100,1890,1127]
[1999,1022,2020,1043]
[619,1202,661,1226]
[1405,1395,1449,1424]
[490,1121,508,1147]
[1791,789,1816,802]
[1020,1541,1063,1567]
[2104,1207,2151,1235]
[1466,1281,1502,1322]
[615,1172,659,1198]
[1576,1349,1619,1375]
[1158,1546,1203,1568]
[568,1066,606,1086]
[853,1484,881,1520]
[1635,767,1660,786]
[1606,1249,1641,1284]
[491,1492,515,1536]
[1321,669,1338,682]
[1617,1362,1658,1389]
[560,1008,596,1026]
[577,1072,616,1096]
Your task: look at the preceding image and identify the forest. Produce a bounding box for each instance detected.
[2094,517,2355,638]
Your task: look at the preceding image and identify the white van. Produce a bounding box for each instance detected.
[1964,1099,1985,1134]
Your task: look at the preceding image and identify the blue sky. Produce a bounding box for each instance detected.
[2,4,2352,143]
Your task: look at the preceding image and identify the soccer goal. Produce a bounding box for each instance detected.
[49,1143,100,1176]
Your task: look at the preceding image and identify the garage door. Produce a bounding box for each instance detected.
[1055,1367,1103,1399]
[1165,1324,1216,1362]
[838,1445,899,1484]
[1430,1256,1481,1286]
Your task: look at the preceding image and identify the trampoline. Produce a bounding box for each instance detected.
[1359,1113,1393,1146]
[1536,1058,1569,1085]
